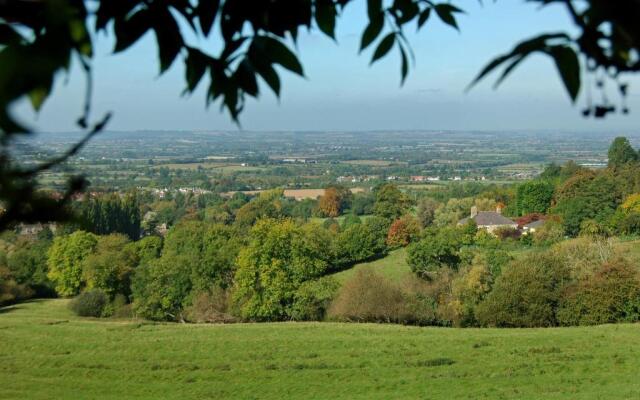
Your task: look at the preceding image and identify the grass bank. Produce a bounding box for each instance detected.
[1,300,640,399]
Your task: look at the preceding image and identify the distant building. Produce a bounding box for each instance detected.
[522,219,545,234]
[410,176,426,182]
[458,206,517,234]
[426,176,440,182]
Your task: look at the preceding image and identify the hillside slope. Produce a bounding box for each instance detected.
[1,300,640,399]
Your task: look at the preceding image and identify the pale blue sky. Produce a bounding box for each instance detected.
[14,1,640,132]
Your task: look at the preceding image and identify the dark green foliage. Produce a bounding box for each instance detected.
[373,184,411,220]
[6,236,54,296]
[333,217,388,267]
[616,212,640,235]
[79,193,141,240]
[349,191,375,215]
[557,258,640,326]
[82,234,138,298]
[416,197,439,228]
[69,290,109,317]
[406,227,464,277]
[476,253,569,327]
[291,277,340,321]
[234,190,284,228]
[516,180,554,215]
[131,221,242,320]
[553,171,622,236]
[608,137,638,168]
[341,214,362,228]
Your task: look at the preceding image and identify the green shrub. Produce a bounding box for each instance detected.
[328,270,407,323]
[476,252,569,327]
[532,220,565,246]
[69,290,109,317]
[557,258,640,326]
[183,288,236,323]
[406,227,463,278]
[290,277,340,321]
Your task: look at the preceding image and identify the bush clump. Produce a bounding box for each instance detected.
[328,270,411,324]
[557,258,640,326]
[475,253,569,327]
[69,290,109,317]
[290,277,340,321]
[183,288,236,323]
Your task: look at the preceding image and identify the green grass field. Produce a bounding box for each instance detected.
[332,248,412,284]
[2,300,640,399]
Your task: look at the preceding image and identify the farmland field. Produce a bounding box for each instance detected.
[1,300,640,399]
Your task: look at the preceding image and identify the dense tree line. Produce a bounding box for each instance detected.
[2,138,640,328]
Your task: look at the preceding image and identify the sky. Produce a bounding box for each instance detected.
[13,1,640,133]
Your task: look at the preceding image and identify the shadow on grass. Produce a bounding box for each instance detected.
[0,304,21,314]
[0,298,52,314]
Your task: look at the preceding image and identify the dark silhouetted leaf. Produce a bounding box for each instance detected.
[114,10,151,53]
[434,4,463,30]
[234,59,259,97]
[468,33,571,91]
[315,0,337,39]
[198,0,220,36]
[185,48,209,91]
[0,25,23,45]
[370,33,395,64]
[153,10,183,73]
[367,0,383,20]
[417,7,432,29]
[393,0,419,24]
[549,45,580,102]
[254,36,304,76]
[360,14,384,52]
[400,45,409,85]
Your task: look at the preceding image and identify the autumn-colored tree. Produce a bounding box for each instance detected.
[386,215,421,248]
[621,193,640,214]
[318,187,341,218]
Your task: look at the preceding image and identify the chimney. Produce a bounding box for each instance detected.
[470,206,478,218]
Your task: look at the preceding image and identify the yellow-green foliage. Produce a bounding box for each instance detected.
[233,219,331,320]
[46,231,97,296]
[621,193,640,213]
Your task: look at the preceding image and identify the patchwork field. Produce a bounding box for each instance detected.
[2,300,640,399]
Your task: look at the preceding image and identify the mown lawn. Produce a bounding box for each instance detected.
[1,300,640,399]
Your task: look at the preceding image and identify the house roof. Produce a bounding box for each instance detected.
[459,211,517,227]
[524,220,545,229]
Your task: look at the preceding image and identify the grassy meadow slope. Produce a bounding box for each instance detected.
[2,300,640,399]
[332,248,412,284]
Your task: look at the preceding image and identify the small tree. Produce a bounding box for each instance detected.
[373,184,411,220]
[317,187,341,217]
[406,228,463,278]
[608,137,638,168]
[47,231,98,296]
[233,219,331,320]
[416,197,440,228]
[386,215,421,247]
